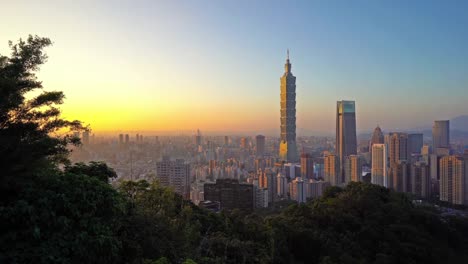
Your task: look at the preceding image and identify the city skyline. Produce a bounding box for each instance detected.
[1,1,468,133]
[3,2,468,263]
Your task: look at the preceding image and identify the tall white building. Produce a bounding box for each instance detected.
[371,144,387,187]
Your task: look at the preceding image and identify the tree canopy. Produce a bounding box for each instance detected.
[0,35,85,202]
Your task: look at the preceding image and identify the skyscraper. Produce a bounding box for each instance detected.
[156,157,191,199]
[195,129,202,146]
[388,132,408,166]
[300,153,314,179]
[324,154,340,186]
[344,155,362,184]
[336,100,357,181]
[411,162,431,198]
[256,135,266,157]
[433,120,450,149]
[440,155,467,205]
[389,161,411,192]
[290,177,306,203]
[260,168,277,204]
[370,125,384,147]
[279,50,298,162]
[408,133,423,155]
[371,144,387,187]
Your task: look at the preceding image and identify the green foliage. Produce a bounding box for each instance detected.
[0,169,125,263]
[65,161,117,182]
[266,182,468,263]
[0,35,85,202]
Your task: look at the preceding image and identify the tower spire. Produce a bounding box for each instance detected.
[284,49,292,73]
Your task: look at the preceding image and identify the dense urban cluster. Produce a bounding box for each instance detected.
[71,55,468,212]
[2,36,468,264]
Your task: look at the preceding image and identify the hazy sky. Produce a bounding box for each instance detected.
[1,0,467,134]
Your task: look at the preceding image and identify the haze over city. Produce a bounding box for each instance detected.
[1,0,468,134]
[4,1,468,263]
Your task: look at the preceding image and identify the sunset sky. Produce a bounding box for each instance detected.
[1,0,468,135]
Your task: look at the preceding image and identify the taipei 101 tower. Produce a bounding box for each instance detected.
[279,50,298,162]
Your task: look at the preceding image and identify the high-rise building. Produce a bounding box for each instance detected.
[430,148,450,181]
[204,179,254,211]
[260,168,277,204]
[370,125,384,150]
[440,155,467,205]
[224,136,229,146]
[279,51,298,162]
[277,172,288,198]
[125,134,129,144]
[388,132,408,166]
[156,157,190,199]
[256,135,266,157]
[389,161,411,192]
[300,153,314,179]
[344,155,362,184]
[324,154,340,186]
[119,134,124,145]
[421,144,431,164]
[433,120,450,149]
[290,177,307,203]
[195,129,202,146]
[371,144,387,187]
[255,158,266,172]
[408,133,423,155]
[411,162,431,198]
[336,100,357,181]
[255,187,269,208]
[240,137,248,149]
[306,180,330,199]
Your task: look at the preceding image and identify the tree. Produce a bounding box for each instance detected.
[0,36,121,264]
[0,169,126,264]
[65,161,117,183]
[0,35,85,202]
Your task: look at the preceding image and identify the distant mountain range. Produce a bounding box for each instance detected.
[451,115,468,131]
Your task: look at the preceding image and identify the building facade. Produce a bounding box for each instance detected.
[344,155,362,184]
[389,132,409,166]
[324,154,340,186]
[256,135,266,157]
[433,120,450,149]
[279,51,299,162]
[204,179,255,211]
[156,157,190,199]
[336,100,357,182]
[440,155,466,205]
[411,162,431,198]
[371,144,387,187]
[301,153,314,179]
